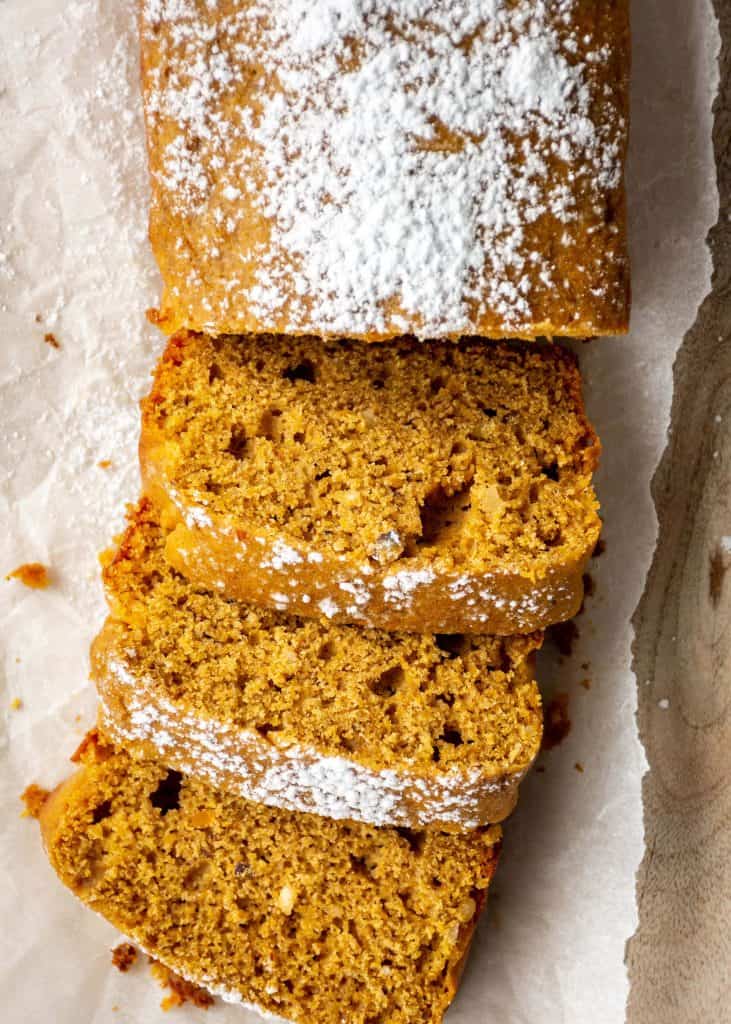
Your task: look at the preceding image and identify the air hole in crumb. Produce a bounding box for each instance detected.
[256,723,276,739]
[430,376,445,394]
[349,854,372,879]
[149,770,182,816]
[539,524,563,548]
[371,378,385,390]
[208,362,223,384]
[318,641,336,661]
[227,426,249,459]
[396,828,426,855]
[257,408,283,441]
[282,360,316,383]
[315,469,331,482]
[183,863,210,889]
[482,407,497,418]
[439,728,463,746]
[434,634,468,659]
[92,800,112,824]
[541,462,560,482]
[418,482,473,546]
[370,665,404,697]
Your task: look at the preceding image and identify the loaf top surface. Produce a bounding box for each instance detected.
[140,0,630,339]
[142,332,601,577]
[41,735,500,1024]
[102,500,543,780]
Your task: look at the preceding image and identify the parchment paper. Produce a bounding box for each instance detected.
[0,2,720,1022]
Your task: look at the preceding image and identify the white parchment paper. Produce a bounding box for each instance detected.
[0,2,720,1022]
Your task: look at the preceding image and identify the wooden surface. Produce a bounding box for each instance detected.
[627,1,731,1019]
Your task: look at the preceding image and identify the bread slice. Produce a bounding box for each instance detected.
[141,332,601,635]
[40,733,501,1024]
[96,500,542,830]
[140,0,629,340]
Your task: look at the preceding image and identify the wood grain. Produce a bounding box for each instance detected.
[627,2,731,1019]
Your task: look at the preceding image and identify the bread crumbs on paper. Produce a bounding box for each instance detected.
[6,563,50,589]
[150,960,215,1011]
[10,697,23,711]
[43,331,61,349]
[112,943,138,973]
[21,784,50,819]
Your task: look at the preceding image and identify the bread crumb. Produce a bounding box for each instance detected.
[579,678,592,691]
[150,960,214,1011]
[70,728,113,764]
[111,943,138,973]
[6,563,50,589]
[21,783,50,819]
[98,459,113,470]
[658,698,670,710]
[34,312,43,323]
[43,331,60,349]
[574,762,584,773]
[10,697,23,711]
[146,307,165,327]
[542,693,571,751]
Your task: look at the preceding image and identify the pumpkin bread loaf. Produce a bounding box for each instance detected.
[141,332,601,635]
[140,0,629,340]
[40,733,501,1024]
[95,500,542,829]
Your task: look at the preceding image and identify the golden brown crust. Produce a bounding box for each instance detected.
[140,332,601,634]
[139,1,630,341]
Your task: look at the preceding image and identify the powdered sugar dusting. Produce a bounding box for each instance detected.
[140,0,626,336]
[99,654,523,829]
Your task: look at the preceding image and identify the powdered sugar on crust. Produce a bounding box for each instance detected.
[139,0,627,337]
[100,656,524,829]
[168,512,580,633]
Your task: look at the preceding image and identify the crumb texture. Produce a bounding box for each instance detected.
[97,500,542,827]
[140,0,629,339]
[42,741,500,1024]
[141,332,601,633]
